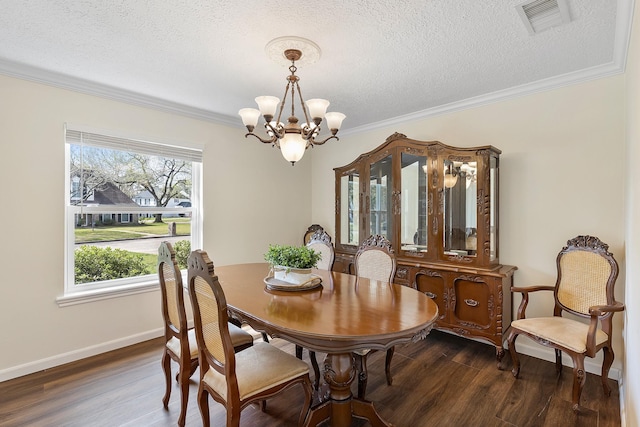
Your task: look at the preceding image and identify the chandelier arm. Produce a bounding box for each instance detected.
[309,135,339,146]
[276,81,291,125]
[264,120,284,139]
[245,132,278,145]
[295,82,312,127]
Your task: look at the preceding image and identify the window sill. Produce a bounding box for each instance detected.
[56,280,159,307]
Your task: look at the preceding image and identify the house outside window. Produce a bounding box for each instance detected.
[61,125,203,306]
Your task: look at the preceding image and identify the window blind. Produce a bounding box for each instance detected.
[65,127,202,163]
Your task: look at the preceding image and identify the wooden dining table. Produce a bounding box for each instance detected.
[215,263,439,427]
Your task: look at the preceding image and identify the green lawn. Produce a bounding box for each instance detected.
[140,252,158,274]
[75,219,190,243]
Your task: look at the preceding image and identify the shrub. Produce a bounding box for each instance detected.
[173,240,191,269]
[75,245,151,284]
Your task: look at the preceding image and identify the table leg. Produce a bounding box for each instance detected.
[305,352,392,427]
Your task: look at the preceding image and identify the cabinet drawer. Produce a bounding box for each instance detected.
[415,269,447,322]
[451,275,492,329]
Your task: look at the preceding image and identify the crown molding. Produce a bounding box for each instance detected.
[342,60,625,137]
[0,58,239,126]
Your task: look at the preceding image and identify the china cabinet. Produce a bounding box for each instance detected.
[334,132,517,364]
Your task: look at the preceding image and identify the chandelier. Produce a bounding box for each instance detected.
[238,37,346,165]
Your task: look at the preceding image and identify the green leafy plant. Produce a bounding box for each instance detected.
[173,239,191,269]
[264,244,321,269]
[75,245,152,284]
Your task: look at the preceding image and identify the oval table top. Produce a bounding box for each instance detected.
[215,263,439,353]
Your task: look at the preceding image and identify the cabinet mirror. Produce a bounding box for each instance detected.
[400,152,428,252]
[369,154,393,242]
[339,171,360,247]
[443,159,478,257]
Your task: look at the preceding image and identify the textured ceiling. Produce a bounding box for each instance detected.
[0,0,630,132]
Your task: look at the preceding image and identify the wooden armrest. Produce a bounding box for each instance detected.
[585,301,624,356]
[589,301,625,316]
[512,285,554,320]
[511,285,555,294]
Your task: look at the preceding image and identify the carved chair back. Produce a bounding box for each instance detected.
[307,230,335,271]
[554,235,619,335]
[355,235,396,283]
[158,241,189,351]
[187,250,238,395]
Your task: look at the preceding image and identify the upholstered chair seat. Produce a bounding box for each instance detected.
[511,317,609,353]
[202,342,310,401]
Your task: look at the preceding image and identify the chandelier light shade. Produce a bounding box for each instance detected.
[238,37,346,165]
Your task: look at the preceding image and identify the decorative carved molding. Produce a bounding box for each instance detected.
[395,268,408,279]
[385,132,407,143]
[323,356,356,388]
[565,235,611,254]
[456,274,484,283]
[446,254,473,263]
[411,323,435,342]
[458,320,485,330]
[356,234,395,255]
[427,192,433,216]
[403,147,423,155]
[309,229,332,245]
[405,251,425,258]
[487,294,495,318]
[448,154,474,163]
[392,190,401,215]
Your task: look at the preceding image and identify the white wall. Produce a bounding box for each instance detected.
[311,76,627,377]
[0,74,311,379]
[623,2,640,426]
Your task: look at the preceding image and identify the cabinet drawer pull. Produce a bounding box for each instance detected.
[424,291,436,299]
[464,298,479,307]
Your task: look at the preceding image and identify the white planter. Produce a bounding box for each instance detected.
[273,266,314,285]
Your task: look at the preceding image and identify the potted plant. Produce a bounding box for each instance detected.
[264,244,322,284]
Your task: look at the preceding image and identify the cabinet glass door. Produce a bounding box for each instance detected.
[443,159,477,257]
[489,155,498,261]
[340,172,360,246]
[369,155,393,241]
[400,152,428,252]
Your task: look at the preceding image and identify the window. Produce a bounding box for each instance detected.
[60,125,203,306]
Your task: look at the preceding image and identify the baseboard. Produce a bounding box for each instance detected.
[0,328,164,382]
[619,377,627,427]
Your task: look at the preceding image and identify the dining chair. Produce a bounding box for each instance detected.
[506,235,625,412]
[158,242,254,427]
[353,234,397,400]
[303,224,324,245]
[295,229,335,389]
[187,249,313,427]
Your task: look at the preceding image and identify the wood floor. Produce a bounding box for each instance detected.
[0,330,621,426]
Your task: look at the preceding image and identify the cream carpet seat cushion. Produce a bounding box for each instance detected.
[166,328,199,359]
[203,341,310,401]
[511,317,608,353]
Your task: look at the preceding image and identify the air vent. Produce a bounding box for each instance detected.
[516,0,570,35]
